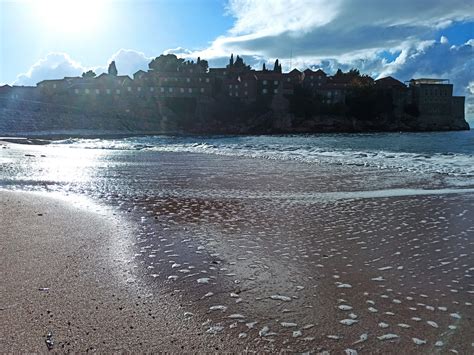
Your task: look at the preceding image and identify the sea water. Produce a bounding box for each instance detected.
[53,130,474,177]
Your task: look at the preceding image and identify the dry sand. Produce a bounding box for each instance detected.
[0,190,244,352]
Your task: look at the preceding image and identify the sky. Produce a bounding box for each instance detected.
[0,0,473,120]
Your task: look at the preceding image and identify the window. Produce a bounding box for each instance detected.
[235,92,239,97]
[169,87,173,92]
[274,80,278,85]
[229,92,233,96]
[127,87,132,92]
[229,84,233,89]
[200,88,205,93]
[137,87,142,92]
[95,89,100,94]
[160,87,165,92]
[206,78,210,83]
[106,89,111,94]
[262,88,268,94]
[150,87,154,92]
[235,85,238,89]
[186,78,190,83]
[53,84,57,89]
[263,80,267,85]
[116,89,121,94]
[287,78,291,82]
[244,91,248,96]
[188,88,192,93]
[85,88,90,94]
[244,82,248,87]
[164,78,168,82]
[273,89,278,94]
[74,89,79,94]
[180,88,184,93]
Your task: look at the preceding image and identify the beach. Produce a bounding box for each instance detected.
[1,136,473,353]
[0,190,250,352]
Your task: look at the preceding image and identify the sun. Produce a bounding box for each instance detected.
[32,0,106,35]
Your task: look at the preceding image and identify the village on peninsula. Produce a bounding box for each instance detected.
[0,54,469,135]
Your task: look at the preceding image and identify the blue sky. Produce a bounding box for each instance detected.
[1,0,473,120]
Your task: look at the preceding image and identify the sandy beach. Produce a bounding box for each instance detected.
[0,190,246,352]
[1,139,473,353]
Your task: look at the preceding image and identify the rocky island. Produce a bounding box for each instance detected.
[0,54,469,136]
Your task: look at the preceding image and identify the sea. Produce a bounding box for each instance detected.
[54,130,474,177]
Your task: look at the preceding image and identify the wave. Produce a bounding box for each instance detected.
[52,134,474,177]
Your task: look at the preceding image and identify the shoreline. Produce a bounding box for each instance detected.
[0,126,472,142]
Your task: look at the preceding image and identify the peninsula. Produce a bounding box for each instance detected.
[0,54,469,136]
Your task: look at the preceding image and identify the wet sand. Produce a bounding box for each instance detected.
[0,190,246,352]
[1,143,473,353]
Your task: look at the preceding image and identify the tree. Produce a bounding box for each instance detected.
[273,59,282,73]
[108,61,118,76]
[82,70,96,78]
[229,53,234,67]
[148,54,185,72]
[262,63,267,71]
[198,58,209,72]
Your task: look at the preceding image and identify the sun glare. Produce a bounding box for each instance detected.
[32,0,106,35]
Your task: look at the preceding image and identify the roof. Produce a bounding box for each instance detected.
[254,71,283,79]
[304,68,326,77]
[375,76,406,88]
[36,79,65,85]
[288,69,301,75]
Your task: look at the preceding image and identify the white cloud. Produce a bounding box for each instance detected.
[196,0,474,61]
[106,49,152,76]
[15,53,85,85]
[14,49,154,85]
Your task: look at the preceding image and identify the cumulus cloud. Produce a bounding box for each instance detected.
[15,53,85,85]
[14,49,154,86]
[195,0,474,61]
[105,49,152,76]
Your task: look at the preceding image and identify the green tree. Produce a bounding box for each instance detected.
[148,54,185,72]
[273,59,282,73]
[82,70,96,78]
[197,58,209,72]
[108,61,118,76]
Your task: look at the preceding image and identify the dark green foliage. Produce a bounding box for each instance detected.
[148,54,185,72]
[165,97,196,116]
[82,70,96,78]
[273,59,282,73]
[346,86,393,120]
[198,59,209,72]
[404,103,420,117]
[108,61,118,76]
[288,85,322,118]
